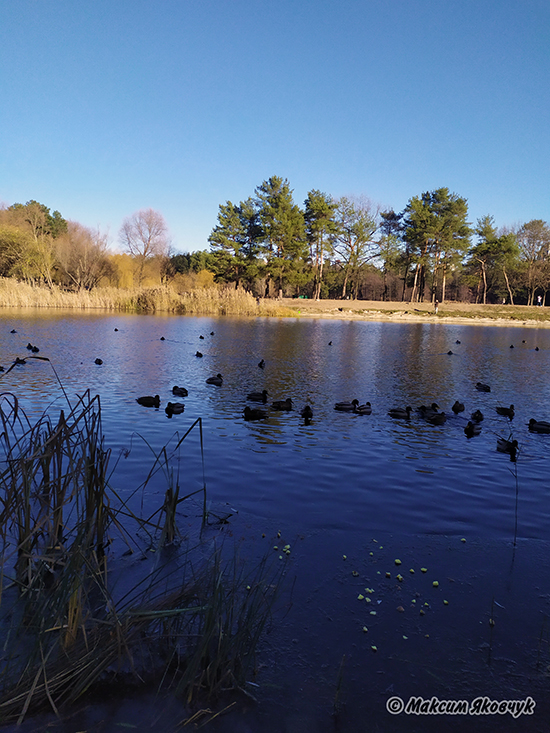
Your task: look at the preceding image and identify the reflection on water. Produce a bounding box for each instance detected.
[2,309,550,731]
[1,308,549,540]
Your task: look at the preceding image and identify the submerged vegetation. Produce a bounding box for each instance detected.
[0,379,283,725]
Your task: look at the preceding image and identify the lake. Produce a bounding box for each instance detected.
[1,308,549,732]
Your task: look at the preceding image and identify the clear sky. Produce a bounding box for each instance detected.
[1,0,549,253]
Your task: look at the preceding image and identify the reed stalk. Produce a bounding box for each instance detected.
[0,277,294,317]
[0,380,283,725]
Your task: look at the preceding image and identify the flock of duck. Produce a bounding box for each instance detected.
[134,365,550,462]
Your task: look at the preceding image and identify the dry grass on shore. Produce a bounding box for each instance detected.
[2,278,550,324]
[0,278,294,317]
[283,297,550,325]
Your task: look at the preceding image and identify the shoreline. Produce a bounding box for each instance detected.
[280,298,550,328]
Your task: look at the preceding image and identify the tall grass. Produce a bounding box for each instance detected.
[0,381,283,725]
[0,277,294,317]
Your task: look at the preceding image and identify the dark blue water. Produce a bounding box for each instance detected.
[1,309,548,540]
[1,309,549,732]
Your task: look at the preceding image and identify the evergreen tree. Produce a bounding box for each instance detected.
[255,176,307,296]
[304,190,337,300]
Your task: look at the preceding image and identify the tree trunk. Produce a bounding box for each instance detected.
[410,264,420,303]
[342,267,350,298]
[502,267,514,305]
[314,255,324,300]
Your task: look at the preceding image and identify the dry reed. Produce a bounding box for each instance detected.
[0,278,294,317]
[0,376,283,725]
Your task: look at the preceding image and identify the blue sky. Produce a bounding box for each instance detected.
[1,0,549,253]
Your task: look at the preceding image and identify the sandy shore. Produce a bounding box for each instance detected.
[280,298,550,328]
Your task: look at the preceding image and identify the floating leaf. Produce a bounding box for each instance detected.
[461,538,466,543]
[370,611,377,616]
[395,559,402,565]
[421,567,427,573]
[409,569,415,574]
[432,581,439,587]
[403,635,408,640]
[358,594,365,600]
[362,626,369,633]
[396,574,403,582]
[385,572,391,578]
[343,555,347,560]
[371,645,377,652]
[397,606,404,613]
[443,600,449,605]
[352,570,359,577]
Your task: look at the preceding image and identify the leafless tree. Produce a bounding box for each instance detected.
[118,208,169,286]
[55,222,110,290]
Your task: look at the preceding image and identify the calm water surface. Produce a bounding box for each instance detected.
[1,309,550,732]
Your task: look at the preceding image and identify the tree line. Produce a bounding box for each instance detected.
[1,184,549,305]
[206,177,550,305]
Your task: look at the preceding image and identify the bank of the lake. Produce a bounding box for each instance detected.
[2,277,550,328]
[284,297,550,328]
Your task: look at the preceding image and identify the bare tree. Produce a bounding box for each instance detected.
[331,196,379,299]
[118,208,169,286]
[55,222,110,291]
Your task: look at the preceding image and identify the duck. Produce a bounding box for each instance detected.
[425,411,446,426]
[464,421,482,438]
[452,400,465,414]
[172,386,188,397]
[247,389,269,403]
[497,437,518,461]
[26,342,33,350]
[165,402,185,417]
[94,358,103,365]
[354,402,372,415]
[471,409,484,423]
[258,359,265,369]
[206,374,223,386]
[195,351,203,358]
[301,405,313,423]
[199,335,204,339]
[31,346,39,353]
[528,419,550,434]
[137,395,160,408]
[475,382,491,392]
[14,357,26,365]
[244,406,267,421]
[496,404,515,419]
[335,399,359,412]
[418,402,440,419]
[271,398,292,411]
[388,406,412,420]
